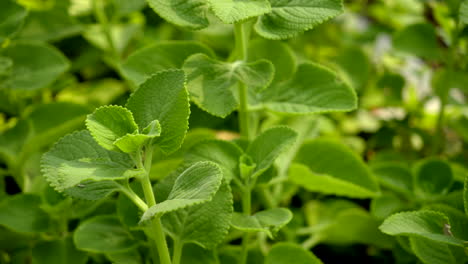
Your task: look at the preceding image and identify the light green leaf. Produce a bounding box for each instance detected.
[1,42,69,91]
[379,210,465,247]
[257,63,357,114]
[410,237,456,264]
[106,249,142,264]
[393,23,443,60]
[162,183,233,249]
[115,0,147,16]
[121,41,214,85]
[0,0,27,43]
[41,131,143,192]
[32,237,88,264]
[265,242,323,264]
[183,53,274,117]
[140,162,223,222]
[83,23,141,55]
[371,193,407,219]
[332,46,371,91]
[414,158,453,199]
[185,140,243,181]
[255,0,344,40]
[247,127,297,178]
[0,194,49,233]
[74,215,138,253]
[460,0,468,25]
[114,120,162,153]
[290,139,379,198]
[126,69,189,155]
[146,0,210,30]
[63,181,121,201]
[424,204,468,242]
[85,106,139,152]
[371,162,413,196]
[209,0,271,24]
[231,208,292,238]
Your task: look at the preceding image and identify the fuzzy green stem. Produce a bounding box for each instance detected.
[120,184,148,211]
[240,187,251,264]
[172,239,183,264]
[139,146,172,264]
[234,22,251,140]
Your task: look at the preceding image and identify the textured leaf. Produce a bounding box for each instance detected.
[113,120,161,153]
[0,0,27,43]
[185,140,243,181]
[1,42,69,91]
[86,106,139,152]
[121,41,214,85]
[231,208,292,237]
[183,53,274,117]
[461,0,468,25]
[64,181,121,201]
[247,127,297,178]
[410,237,456,264]
[41,131,142,192]
[257,63,357,114]
[83,23,141,55]
[379,211,465,247]
[290,139,379,198]
[0,194,49,233]
[255,0,344,39]
[146,0,210,29]
[74,216,138,253]
[414,158,453,199]
[209,0,271,24]
[141,162,223,222]
[126,69,189,155]
[265,243,323,264]
[393,23,442,60]
[162,183,233,249]
[32,237,88,264]
[371,162,412,196]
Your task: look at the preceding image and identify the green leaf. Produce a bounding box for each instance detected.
[255,0,344,40]
[393,23,443,60]
[414,158,453,199]
[0,0,27,43]
[146,0,210,30]
[465,176,468,216]
[371,162,413,196]
[121,41,215,85]
[231,208,292,238]
[248,39,296,82]
[32,237,88,264]
[460,0,468,25]
[126,69,189,155]
[379,210,465,247]
[185,140,243,181]
[371,193,407,219]
[83,23,141,55]
[247,127,297,178]
[113,120,161,153]
[86,106,139,152]
[63,181,121,201]
[183,53,274,117]
[162,182,233,249]
[410,237,457,264]
[106,249,142,264]
[265,242,323,264]
[74,215,138,253]
[209,0,271,24]
[0,194,49,233]
[140,161,223,222]
[41,131,143,192]
[1,42,70,91]
[332,46,371,91]
[290,139,379,198]
[257,63,357,114]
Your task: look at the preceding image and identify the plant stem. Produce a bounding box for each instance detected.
[93,0,118,58]
[234,22,251,140]
[240,186,251,264]
[172,239,183,264]
[139,146,172,264]
[119,184,148,211]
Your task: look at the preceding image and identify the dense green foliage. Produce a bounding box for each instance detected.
[1,0,468,263]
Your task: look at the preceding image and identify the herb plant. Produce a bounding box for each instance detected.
[1,0,468,264]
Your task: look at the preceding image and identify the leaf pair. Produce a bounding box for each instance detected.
[147,0,344,40]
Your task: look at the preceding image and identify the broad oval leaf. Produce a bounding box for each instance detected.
[41,131,143,192]
[74,215,138,253]
[121,41,215,85]
[140,161,223,222]
[1,42,69,91]
[209,0,271,24]
[410,237,457,264]
[255,0,344,40]
[0,194,49,233]
[32,237,88,264]
[0,0,27,43]
[126,69,189,155]
[265,242,323,264]
[371,162,413,196]
[146,0,210,30]
[290,139,379,198]
[86,106,139,152]
[162,183,233,249]
[64,181,122,201]
[414,158,453,199]
[461,0,468,25]
[183,53,274,117]
[379,210,465,247]
[393,23,443,60]
[231,208,292,238]
[257,63,357,114]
